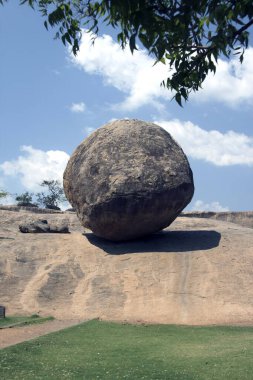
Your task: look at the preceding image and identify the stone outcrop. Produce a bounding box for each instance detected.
[182,211,253,229]
[0,205,63,214]
[64,119,194,241]
[1,208,253,325]
[19,219,69,233]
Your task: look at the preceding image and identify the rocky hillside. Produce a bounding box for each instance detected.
[1,208,253,325]
[182,211,253,229]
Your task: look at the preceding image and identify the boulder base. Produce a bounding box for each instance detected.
[63,119,194,241]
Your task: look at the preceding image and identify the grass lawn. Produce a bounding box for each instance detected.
[0,315,54,329]
[1,320,253,379]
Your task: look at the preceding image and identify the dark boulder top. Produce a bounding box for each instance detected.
[64,119,194,241]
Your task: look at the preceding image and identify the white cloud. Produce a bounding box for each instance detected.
[70,102,86,113]
[70,31,253,109]
[0,177,5,189]
[194,48,253,106]
[83,126,96,137]
[71,32,170,111]
[156,119,253,166]
[58,201,71,211]
[0,193,16,206]
[0,146,70,191]
[191,200,229,212]
[53,69,60,76]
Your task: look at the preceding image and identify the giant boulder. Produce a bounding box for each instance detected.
[63,119,194,241]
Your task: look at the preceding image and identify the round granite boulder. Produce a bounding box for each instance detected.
[63,119,194,241]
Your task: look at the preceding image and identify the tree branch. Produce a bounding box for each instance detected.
[234,19,253,37]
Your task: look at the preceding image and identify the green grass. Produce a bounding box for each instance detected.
[0,315,54,329]
[1,320,253,379]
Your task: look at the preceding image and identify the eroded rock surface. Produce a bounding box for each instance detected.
[182,211,253,229]
[64,119,194,241]
[1,209,253,325]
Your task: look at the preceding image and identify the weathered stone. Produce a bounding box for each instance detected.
[63,119,194,241]
[0,205,63,214]
[19,220,50,233]
[19,219,69,233]
[49,223,69,233]
[182,211,253,229]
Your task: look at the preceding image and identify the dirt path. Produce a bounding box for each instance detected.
[0,319,84,349]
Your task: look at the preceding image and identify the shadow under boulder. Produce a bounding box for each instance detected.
[85,229,221,255]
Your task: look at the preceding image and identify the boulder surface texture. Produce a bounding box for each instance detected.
[63,119,194,241]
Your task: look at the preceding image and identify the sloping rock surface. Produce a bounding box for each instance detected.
[0,205,63,214]
[1,209,253,325]
[182,211,253,229]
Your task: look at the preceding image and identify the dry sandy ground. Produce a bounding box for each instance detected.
[1,209,253,343]
[0,319,84,349]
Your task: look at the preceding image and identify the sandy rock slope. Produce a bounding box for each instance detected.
[0,209,253,325]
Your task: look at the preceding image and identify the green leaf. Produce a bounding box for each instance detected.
[175,93,182,107]
[129,33,137,53]
[3,0,251,106]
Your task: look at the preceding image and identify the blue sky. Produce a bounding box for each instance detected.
[0,2,253,211]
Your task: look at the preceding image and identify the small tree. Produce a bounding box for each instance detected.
[15,192,36,207]
[36,180,66,210]
[0,190,8,203]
